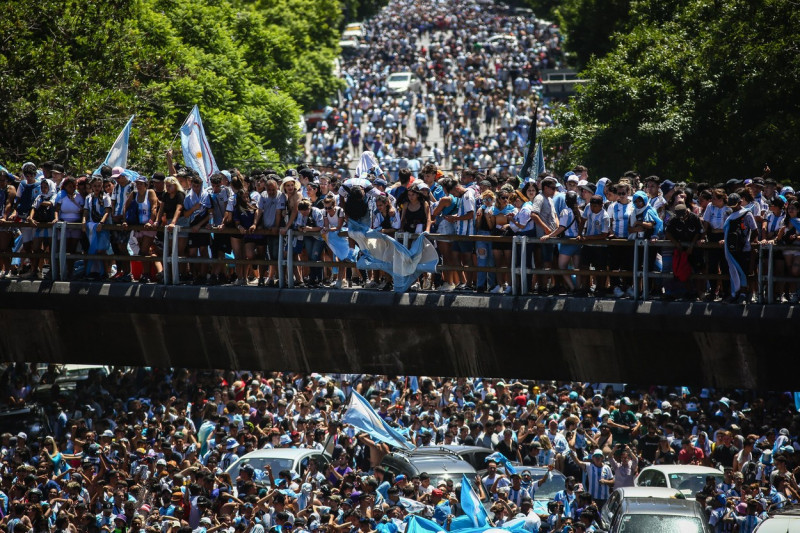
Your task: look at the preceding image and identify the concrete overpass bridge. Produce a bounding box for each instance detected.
[1,281,795,389]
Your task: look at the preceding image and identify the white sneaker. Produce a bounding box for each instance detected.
[490,284,502,294]
[422,273,433,290]
[365,280,378,289]
[334,279,343,289]
[0,271,5,279]
[438,282,454,292]
[410,282,421,291]
[504,285,512,294]
[613,286,625,298]
[625,286,636,298]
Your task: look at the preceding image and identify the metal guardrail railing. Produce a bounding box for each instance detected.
[0,220,793,303]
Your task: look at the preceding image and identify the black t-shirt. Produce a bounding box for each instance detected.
[712,444,738,468]
[495,440,518,462]
[666,212,703,242]
[639,434,661,462]
[163,191,186,220]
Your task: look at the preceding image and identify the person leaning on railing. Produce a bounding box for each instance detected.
[54,176,86,280]
[82,177,112,280]
[0,171,18,278]
[540,190,582,294]
[25,178,56,280]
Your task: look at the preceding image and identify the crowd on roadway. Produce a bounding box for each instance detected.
[306,0,565,176]
[1,365,799,533]
[1,154,799,302]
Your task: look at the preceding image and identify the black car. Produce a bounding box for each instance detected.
[0,404,53,441]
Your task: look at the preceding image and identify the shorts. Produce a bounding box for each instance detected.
[782,248,800,258]
[437,219,456,235]
[211,233,232,255]
[133,230,157,240]
[558,243,582,257]
[539,242,556,263]
[34,227,52,239]
[20,227,35,244]
[187,232,211,248]
[453,239,475,254]
[63,228,82,240]
[111,230,131,246]
[580,245,608,269]
[177,216,191,228]
[265,236,280,260]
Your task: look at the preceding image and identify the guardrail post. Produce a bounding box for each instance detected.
[767,243,774,304]
[519,236,528,294]
[632,240,639,301]
[171,225,180,285]
[510,235,519,296]
[58,222,68,281]
[642,239,649,300]
[278,233,285,288]
[402,232,410,249]
[287,229,294,288]
[757,244,763,304]
[162,226,171,285]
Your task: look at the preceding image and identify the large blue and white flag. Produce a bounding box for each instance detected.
[485,451,516,475]
[355,150,384,178]
[722,209,749,297]
[104,115,134,168]
[94,115,134,175]
[342,391,415,450]
[406,515,445,533]
[180,105,219,184]
[348,219,439,293]
[460,474,489,528]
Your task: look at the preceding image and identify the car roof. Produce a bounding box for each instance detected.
[640,465,723,475]
[234,449,320,460]
[614,487,684,498]
[385,451,476,472]
[621,498,702,516]
[410,445,493,454]
[756,516,800,532]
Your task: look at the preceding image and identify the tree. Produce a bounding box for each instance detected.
[0,0,342,173]
[545,0,800,182]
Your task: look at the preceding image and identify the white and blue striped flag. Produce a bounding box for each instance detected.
[485,451,516,475]
[460,474,488,528]
[180,105,219,185]
[95,115,134,175]
[342,391,415,450]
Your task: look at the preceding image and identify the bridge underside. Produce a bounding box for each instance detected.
[1,282,794,389]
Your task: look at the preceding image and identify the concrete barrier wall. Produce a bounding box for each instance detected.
[0,281,795,389]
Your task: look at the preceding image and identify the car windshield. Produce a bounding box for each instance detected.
[228,457,294,481]
[0,411,47,439]
[619,514,704,533]
[669,472,723,494]
[388,74,410,83]
[531,472,567,500]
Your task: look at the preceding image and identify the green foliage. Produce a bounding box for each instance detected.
[555,0,632,70]
[548,0,800,182]
[0,0,341,173]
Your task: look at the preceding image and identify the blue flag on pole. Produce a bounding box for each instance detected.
[342,391,415,450]
[94,115,134,175]
[459,474,488,528]
[406,516,446,533]
[180,105,219,185]
[795,392,800,412]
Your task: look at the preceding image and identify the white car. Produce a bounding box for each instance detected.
[600,486,684,529]
[483,34,518,51]
[385,72,420,95]
[635,465,724,496]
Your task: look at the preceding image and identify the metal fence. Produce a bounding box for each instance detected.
[1,220,795,303]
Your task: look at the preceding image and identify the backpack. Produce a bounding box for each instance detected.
[726,216,748,254]
[124,194,139,225]
[741,460,758,485]
[33,199,55,223]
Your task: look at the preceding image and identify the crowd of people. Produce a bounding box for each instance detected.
[1,155,798,302]
[1,365,799,533]
[306,0,565,176]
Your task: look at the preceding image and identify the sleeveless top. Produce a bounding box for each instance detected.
[136,192,151,224]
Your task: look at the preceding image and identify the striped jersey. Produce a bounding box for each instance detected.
[558,209,580,238]
[456,188,477,235]
[583,462,613,501]
[765,212,784,236]
[607,201,632,238]
[582,206,610,237]
[703,204,732,231]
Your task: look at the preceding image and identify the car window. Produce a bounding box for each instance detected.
[619,514,704,533]
[228,457,294,481]
[652,472,667,487]
[668,473,723,494]
[638,471,653,487]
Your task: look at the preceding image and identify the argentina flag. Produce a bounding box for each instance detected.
[460,474,488,528]
[180,105,219,185]
[94,115,134,175]
[485,451,516,475]
[342,391,415,450]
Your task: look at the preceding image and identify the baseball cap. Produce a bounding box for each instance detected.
[111,166,124,179]
[592,449,604,457]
